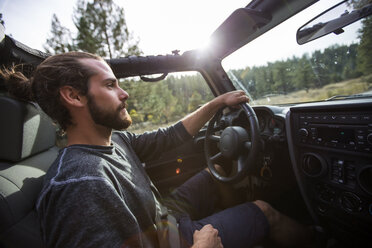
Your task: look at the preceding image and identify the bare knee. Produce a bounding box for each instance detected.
[253,200,280,227]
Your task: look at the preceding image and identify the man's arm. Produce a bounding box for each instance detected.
[181,90,249,136]
[38,179,150,247]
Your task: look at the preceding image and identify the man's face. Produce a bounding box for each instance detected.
[87,93,132,130]
[81,59,132,130]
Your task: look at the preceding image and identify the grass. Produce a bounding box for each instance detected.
[254,76,372,105]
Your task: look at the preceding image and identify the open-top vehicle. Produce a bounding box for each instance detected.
[1,0,371,247]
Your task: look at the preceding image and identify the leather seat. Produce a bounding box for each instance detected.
[0,95,59,247]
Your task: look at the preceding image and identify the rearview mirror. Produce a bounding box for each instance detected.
[297,0,372,45]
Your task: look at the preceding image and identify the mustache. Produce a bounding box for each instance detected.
[118,101,128,111]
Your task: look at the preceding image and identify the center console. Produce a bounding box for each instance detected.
[286,99,372,246]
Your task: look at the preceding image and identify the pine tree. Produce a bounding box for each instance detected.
[357,17,372,75]
[44,0,141,58]
[73,0,141,58]
[73,0,102,55]
[44,14,74,54]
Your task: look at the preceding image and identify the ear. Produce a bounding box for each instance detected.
[59,86,86,107]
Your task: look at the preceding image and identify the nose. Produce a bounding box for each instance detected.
[118,87,129,101]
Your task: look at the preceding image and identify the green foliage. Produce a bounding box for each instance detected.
[129,109,143,123]
[230,43,361,99]
[44,14,74,54]
[349,0,372,8]
[45,0,141,57]
[74,0,140,58]
[357,17,372,75]
[121,73,214,127]
[188,91,203,112]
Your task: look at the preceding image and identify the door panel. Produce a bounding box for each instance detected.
[145,136,206,195]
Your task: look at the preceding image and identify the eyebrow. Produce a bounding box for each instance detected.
[102,78,118,84]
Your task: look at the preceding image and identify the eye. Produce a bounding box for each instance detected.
[106,82,115,88]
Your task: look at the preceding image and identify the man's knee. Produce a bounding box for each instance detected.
[253,200,280,226]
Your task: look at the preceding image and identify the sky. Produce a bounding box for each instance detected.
[0,0,248,54]
[0,0,360,70]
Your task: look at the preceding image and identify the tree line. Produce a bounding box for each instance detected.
[120,74,214,125]
[229,43,363,99]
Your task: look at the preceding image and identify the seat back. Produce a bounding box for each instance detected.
[0,95,59,248]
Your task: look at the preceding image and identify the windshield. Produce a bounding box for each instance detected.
[222,0,372,105]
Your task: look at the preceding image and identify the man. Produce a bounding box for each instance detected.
[1,52,313,247]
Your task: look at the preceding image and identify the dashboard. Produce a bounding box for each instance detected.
[218,100,372,246]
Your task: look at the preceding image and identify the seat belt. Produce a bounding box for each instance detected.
[155,204,181,248]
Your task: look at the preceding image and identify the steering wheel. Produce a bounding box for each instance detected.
[204,102,261,183]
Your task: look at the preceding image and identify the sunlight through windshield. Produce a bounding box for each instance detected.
[223,0,372,105]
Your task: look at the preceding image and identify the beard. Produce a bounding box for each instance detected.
[86,94,132,130]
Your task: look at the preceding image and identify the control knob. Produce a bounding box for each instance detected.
[340,192,362,212]
[298,128,309,137]
[367,133,372,145]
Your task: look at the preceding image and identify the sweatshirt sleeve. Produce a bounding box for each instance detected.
[37,179,156,248]
[122,121,192,162]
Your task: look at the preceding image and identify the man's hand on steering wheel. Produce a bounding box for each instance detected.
[181,90,250,137]
[204,91,261,183]
[217,90,250,108]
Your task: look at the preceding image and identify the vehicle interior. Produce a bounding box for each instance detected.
[0,0,371,247]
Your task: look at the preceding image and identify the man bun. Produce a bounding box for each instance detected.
[0,66,34,102]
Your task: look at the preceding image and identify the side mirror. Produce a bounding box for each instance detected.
[297,0,372,45]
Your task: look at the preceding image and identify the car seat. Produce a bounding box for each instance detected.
[0,95,59,247]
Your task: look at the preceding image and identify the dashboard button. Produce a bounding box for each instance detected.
[363,147,371,152]
[356,129,366,135]
[361,115,371,122]
[349,115,359,122]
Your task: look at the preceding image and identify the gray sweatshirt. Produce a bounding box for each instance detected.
[36,122,191,248]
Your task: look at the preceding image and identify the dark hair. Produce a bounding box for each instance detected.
[0,51,102,130]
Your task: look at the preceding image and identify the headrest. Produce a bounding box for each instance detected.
[0,96,56,162]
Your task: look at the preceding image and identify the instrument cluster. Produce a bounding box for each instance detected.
[220,107,286,141]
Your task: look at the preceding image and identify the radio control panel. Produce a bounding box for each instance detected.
[297,112,372,153]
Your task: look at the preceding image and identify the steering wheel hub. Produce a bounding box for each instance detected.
[204,103,261,183]
[220,126,249,159]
